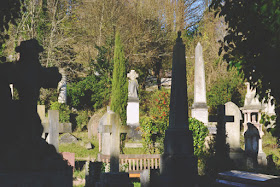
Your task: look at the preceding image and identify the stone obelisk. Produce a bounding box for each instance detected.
[191,42,208,124]
[160,32,197,186]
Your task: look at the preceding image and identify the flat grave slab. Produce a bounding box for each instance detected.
[216,170,280,186]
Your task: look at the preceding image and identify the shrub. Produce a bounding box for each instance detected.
[49,101,71,123]
[75,110,89,131]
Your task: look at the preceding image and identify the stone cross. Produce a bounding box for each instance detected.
[127,70,139,98]
[98,110,129,171]
[160,32,197,186]
[191,42,208,124]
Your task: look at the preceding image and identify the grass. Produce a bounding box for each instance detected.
[59,131,99,159]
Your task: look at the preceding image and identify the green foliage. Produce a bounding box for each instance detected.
[110,31,128,125]
[140,89,170,153]
[211,0,280,134]
[49,101,71,123]
[188,118,209,158]
[75,110,89,131]
[67,75,111,111]
[207,68,245,114]
[140,90,209,157]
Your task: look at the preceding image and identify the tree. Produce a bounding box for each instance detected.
[110,31,128,125]
[211,0,280,134]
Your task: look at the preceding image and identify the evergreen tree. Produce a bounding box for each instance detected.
[110,31,128,125]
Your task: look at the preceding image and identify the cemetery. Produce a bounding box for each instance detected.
[1,1,280,187]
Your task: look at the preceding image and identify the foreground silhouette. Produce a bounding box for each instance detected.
[0,39,71,175]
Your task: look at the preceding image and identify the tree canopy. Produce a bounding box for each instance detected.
[211,0,280,106]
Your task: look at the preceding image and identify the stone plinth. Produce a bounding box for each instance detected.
[0,169,72,187]
[126,97,139,126]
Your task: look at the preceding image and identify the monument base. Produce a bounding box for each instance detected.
[191,104,208,125]
[160,129,198,186]
[229,149,245,166]
[0,169,72,187]
[126,124,142,140]
[258,152,267,166]
[96,172,133,187]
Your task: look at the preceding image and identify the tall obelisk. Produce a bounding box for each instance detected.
[191,42,208,124]
[160,32,197,186]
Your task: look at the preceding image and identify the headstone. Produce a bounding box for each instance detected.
[224,102,244,162]
[127,70,141,140]
[97,111,132,187]
[244,122,260,167]
[191,42,208,125]
[88,110,104,138]
[48,110,59,152]
[59,133,78,144]
[160,32,198,186]
[58,68,67,104]
[0,39,72,186]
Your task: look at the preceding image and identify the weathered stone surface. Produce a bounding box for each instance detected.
[85,142,93,150]
[48,110,59,152]
[59,133,78,144]
[191,42,208,124]
[225,101,242,151]
[88,110,104,138]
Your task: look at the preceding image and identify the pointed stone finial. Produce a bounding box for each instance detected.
[176,31,182,43]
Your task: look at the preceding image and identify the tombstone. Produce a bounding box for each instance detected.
[225,102,244,161]
[88,110,104,138]
[59,133,78,144]
[58,68,67,104]
[98,109,129,156]
[241,83,267,166]
[191,42,208,125]
[0,39,72,186]
[48,110,60,151]
[37,105,72,139]
[159,32,198,186]
[126,70,141,140]
[96,111,132,187]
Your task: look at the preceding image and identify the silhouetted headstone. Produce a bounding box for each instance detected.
[0,39,72,186]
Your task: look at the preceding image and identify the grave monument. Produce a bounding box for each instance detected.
[160,32,198,186]
[126,70,141,140]
[191,42,208,125]
[58,68,67,104]
[0,39,72,186]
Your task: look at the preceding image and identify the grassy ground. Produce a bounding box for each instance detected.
[59,131,99,160]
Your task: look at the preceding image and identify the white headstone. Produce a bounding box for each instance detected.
[127,70,139,127]
[58,69,67,104]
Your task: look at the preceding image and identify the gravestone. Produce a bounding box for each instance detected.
[126,70,141,140]
[97,111,132,187]
[48,110,59,151]
[59,133,78,144]
[159,32,198,186]
[0,39,72,186]
[244,122,260,168]
[85,161,103,187]
[191,42,208,125]
[61,152,75,170]
[225,102,244,161]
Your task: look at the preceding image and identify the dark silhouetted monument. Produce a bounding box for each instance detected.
[0,39,72,186]
[160,32,198,186]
